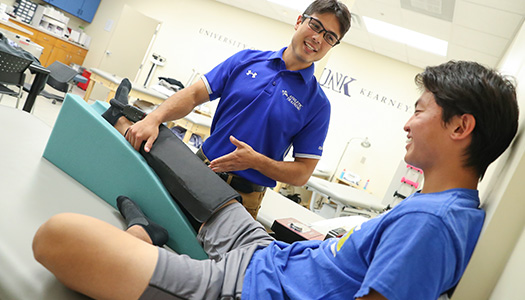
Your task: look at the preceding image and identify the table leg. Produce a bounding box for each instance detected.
[22,70,49,113]
[309,191,320,211]
[83,79,95,102]
[273,182,283,192]
[182,130,192,143]
[105,90,116,103]
[334,204,344,218]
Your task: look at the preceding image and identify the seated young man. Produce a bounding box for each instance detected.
[32,60,519,300]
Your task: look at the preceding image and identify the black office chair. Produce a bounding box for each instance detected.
[0,49,33,108]
[23,61,86,104]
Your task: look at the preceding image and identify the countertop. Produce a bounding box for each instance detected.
[0,18,33,35]
[8,17,89,50]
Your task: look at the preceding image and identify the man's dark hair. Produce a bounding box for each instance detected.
[303,0,352,39]
[416,60,519,179]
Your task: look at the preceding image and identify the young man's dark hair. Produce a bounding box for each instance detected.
[303,0,352,40]
[415,61,519,179]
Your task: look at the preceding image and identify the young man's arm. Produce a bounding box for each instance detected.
[125,80,210,152]
[208,136,318,186]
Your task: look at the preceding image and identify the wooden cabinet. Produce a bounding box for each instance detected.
[33,32,55,65]
[41,0,100,23]
[50,39,88,66]
[39,33,88,67]
[7,19,88,67]
[70,46,88,65]
[47,39,71,66]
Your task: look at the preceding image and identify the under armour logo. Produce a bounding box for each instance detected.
[246,70,257,78]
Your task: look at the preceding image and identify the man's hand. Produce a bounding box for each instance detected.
[125,117,161,152]
[209,135,319,186]
[208,135,257,172]
[123,79,210,152]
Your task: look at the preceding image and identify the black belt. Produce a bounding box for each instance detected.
[196,148,266,194]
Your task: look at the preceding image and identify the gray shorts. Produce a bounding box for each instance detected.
[139,202,274,300]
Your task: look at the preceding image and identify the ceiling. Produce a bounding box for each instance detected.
[213,0,525,69]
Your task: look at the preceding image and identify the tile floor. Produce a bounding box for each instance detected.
[0,84,90,128]
[0,84,198,151]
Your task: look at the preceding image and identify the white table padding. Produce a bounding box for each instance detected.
[257,189,325,230]
[305,176,385,216]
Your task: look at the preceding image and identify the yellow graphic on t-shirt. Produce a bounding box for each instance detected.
[336,227,355,251]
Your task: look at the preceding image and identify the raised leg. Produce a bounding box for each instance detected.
[102,79,240,224]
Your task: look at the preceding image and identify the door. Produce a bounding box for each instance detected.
[98,5,160,80]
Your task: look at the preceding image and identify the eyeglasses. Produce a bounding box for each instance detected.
[302,14,341,47]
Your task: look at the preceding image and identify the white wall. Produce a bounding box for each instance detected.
[81,0,296,112]
[83,0,291,87]
[83,2,525,297]
[1,1,419,200]
[5,0,525,297]
[486,20,525,299]
[78,0,422,199]
[320,43,421,197]
[490,226,525,299]
[452,20,525,300]
[487,23,525,298]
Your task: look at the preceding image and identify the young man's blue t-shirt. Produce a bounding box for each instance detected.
[242,189,485,299]
[201,48,331,187]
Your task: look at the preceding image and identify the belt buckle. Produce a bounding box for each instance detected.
[217,172,265,194]
[217,172,229,181]
[231,176,254,194]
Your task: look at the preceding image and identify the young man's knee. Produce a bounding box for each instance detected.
[32,213,78,264]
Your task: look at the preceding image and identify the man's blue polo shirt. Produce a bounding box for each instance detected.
[201,47,331,187]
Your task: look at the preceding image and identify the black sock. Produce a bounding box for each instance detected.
[114,78,131,104]
[116,195,169,246]
[101,78,132,126]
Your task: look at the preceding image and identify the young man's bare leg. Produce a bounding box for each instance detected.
[33,213,158,300]
[115,115,134,136]
[127,225,152,243]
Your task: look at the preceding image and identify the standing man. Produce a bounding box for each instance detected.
[124,0,351,218]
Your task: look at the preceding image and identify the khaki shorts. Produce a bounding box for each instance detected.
[237,189,266,219]
[195,147,267,219]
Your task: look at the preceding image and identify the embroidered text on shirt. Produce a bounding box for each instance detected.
[282,90,303,111]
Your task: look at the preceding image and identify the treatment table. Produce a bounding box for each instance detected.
[1,105,114,299]
[83,68,168,105]
[305,176,386,218]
